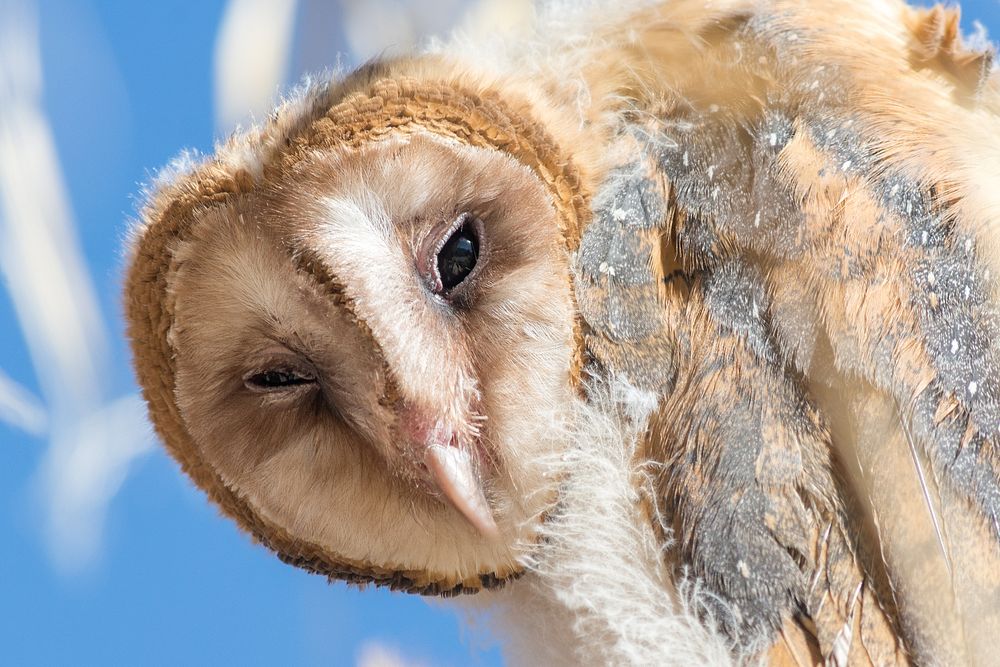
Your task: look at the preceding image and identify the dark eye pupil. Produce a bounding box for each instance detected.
[437,225,478,290]
[248,370,312,389]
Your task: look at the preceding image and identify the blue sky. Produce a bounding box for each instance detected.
[0,1,998,665]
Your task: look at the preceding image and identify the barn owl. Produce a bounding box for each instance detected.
[125,0,1000,664]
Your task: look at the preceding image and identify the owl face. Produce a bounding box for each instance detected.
[164,131,578,589]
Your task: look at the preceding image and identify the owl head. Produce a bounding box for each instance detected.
[125,58,594,593]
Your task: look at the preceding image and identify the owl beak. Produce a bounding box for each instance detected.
[425,444,500,539]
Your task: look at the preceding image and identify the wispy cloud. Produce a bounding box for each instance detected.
[0,2,108,405]
[356,641,427,667]
[0,367,46,436]
[0,0,152,573]
[214,0,300,133]
[338,0,463,62]
[42,395,154,572]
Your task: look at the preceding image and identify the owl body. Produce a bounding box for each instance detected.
[127,1,1000,664]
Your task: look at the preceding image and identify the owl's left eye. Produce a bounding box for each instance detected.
[437,222,480,291]
[244,368,317,392]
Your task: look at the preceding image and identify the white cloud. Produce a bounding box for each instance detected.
[0,0,152,573]
[339,0,464,62]
[0,367,46,435]
[355,641,427,667]
[214,0,300,133]
[39,394,154,574]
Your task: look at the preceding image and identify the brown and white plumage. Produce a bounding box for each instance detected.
[126,0,1000,663]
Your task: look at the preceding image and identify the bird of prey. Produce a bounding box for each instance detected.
[125,0,1000,663]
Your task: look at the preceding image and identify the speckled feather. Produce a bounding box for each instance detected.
[576,3,1000,662]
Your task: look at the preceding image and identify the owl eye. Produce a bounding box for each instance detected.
[436,222,480,291]
[244,368,316,392]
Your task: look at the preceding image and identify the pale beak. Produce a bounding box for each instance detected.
[425,443,500,539]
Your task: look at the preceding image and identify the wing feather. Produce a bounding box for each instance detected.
[579,0,1000,661]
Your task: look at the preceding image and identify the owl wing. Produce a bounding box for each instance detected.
[578,143,907,664]
[576,2,1000,663]
[575,147,677,393]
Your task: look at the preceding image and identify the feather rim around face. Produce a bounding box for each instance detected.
[124,61,589,594]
